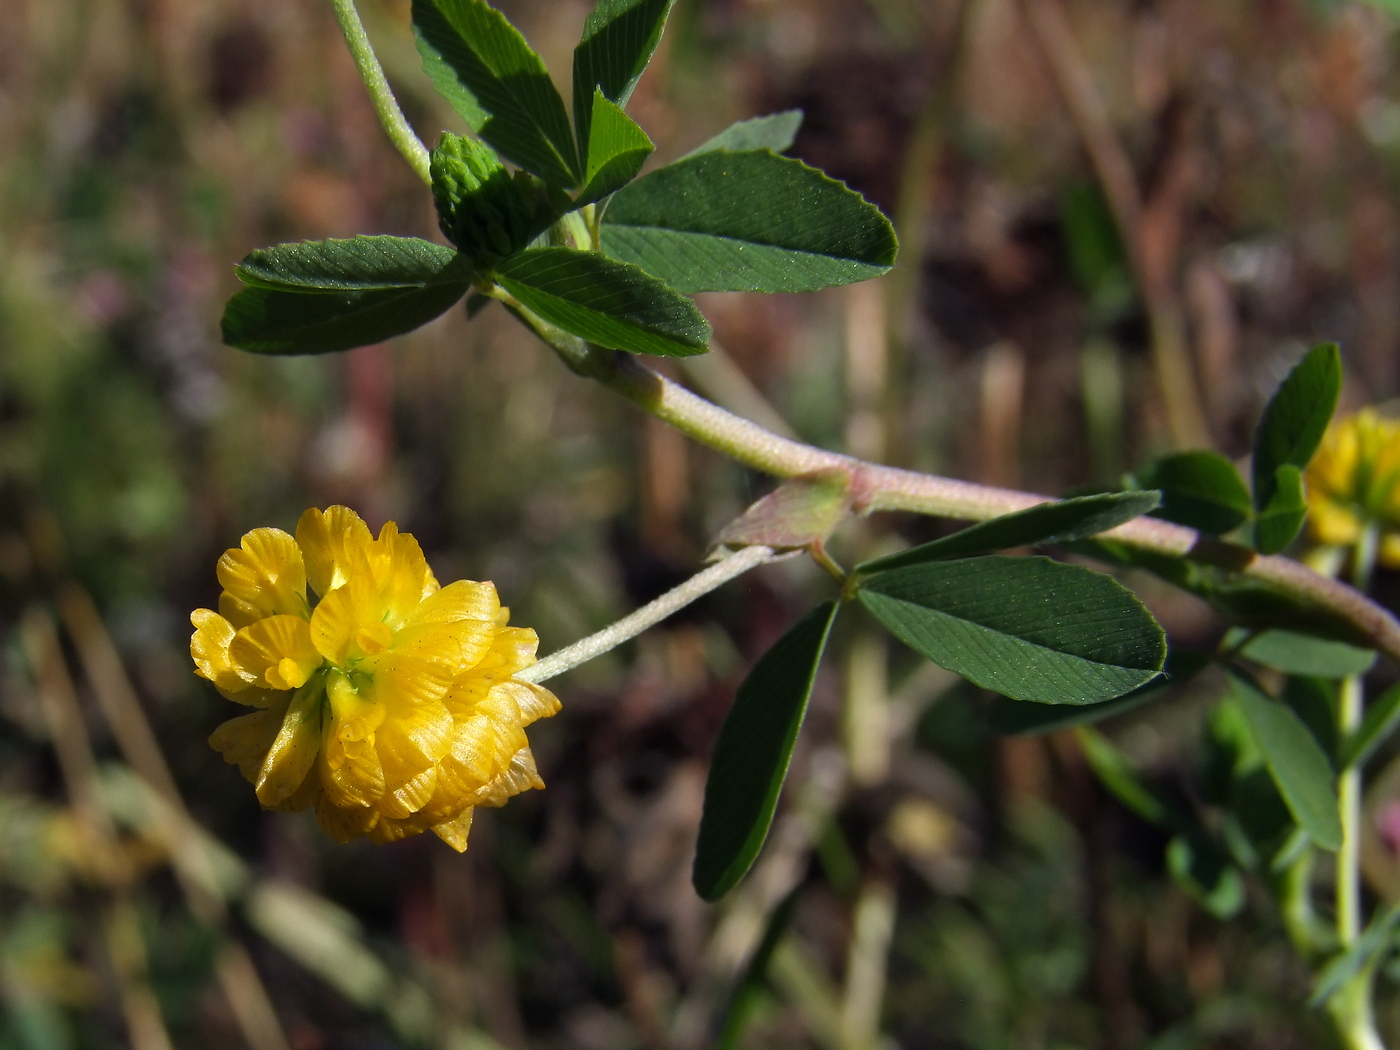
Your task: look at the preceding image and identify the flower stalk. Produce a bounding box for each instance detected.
[518,545,786,684]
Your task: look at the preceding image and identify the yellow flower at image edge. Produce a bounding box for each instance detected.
[189,506,560,850]
[1306,409,1400,569]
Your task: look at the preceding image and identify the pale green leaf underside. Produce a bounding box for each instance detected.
[859,556,1165,705]
[234,236,469,291]
[412,0,580,186]
[681,109,804,159]
[601,149,896,293]
[694,601,838,901]
[494,246,709,357]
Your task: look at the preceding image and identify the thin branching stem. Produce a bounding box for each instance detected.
[518,546,789,683]
[328,0,432,185]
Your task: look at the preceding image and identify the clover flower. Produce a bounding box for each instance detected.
[190,506,560,850]
[1305,409,1400,568]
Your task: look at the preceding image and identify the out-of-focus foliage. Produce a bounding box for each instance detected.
[8,0,1400,1046]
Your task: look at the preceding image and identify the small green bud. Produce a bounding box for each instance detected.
[430,133,551,267]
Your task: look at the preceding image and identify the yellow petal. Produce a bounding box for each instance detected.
[431,808,474,852]
[297,506,374,598]
[309,578,384,665]
[367,812,435,845]
[490,680,561,728]
[404,580,499,628]
[468,748,545,808]
[314,794,379,843]
[268,768,321,813]
[219,591,264,630]
[217,528,308,620]
[483,627,540,675]
[1382,532,1400,570]
[209,696,291,784]
[321,671,387,807]
[256,680,325,807]
[391,619,498,678]
[367,521,439,626]
[191,609,257,694]
[215,684,280,709]
[375,695,454,788]
[230,615,323,691]
[378,764,438,820]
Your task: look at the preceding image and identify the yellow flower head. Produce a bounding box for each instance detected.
[190,506,560,850]
[1305,409,1400,568]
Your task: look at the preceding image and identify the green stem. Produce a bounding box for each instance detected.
[328,0,432,185]
[1338,673,1364,949]
[1332,525,1383,1049]
[508,311,1400,668]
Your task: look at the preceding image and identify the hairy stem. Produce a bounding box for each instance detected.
[517,545,786,683]
[328,0,432,185]
[511,310,1400,666]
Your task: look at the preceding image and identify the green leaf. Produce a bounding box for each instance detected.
[576,88,654,206]
[1312,902,1400,1006]
[1281,675,1339,763]
[988,650,1207,735]
[1340,682,1400,770]
[572,0,674,150]
[1254,463,1308,554]
[1131,450,1251,535]
[857,491,1161,574]
[693,601,839,901]
[1076,726,1174,825]
[714,469,852,551]
[681,110,804,159]
[602,150,897,293]
[1231,673,1342,851]
[412,0,580,186]
[494,247,710,357]
[222,284,469,355]
[858,556,1166,705]
[1252,342,1342,510]
[1229,627,1377,679]
[1166,834,1245,920]
[234,235,471,291]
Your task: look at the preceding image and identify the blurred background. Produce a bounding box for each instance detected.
[4,0,1400,1046]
